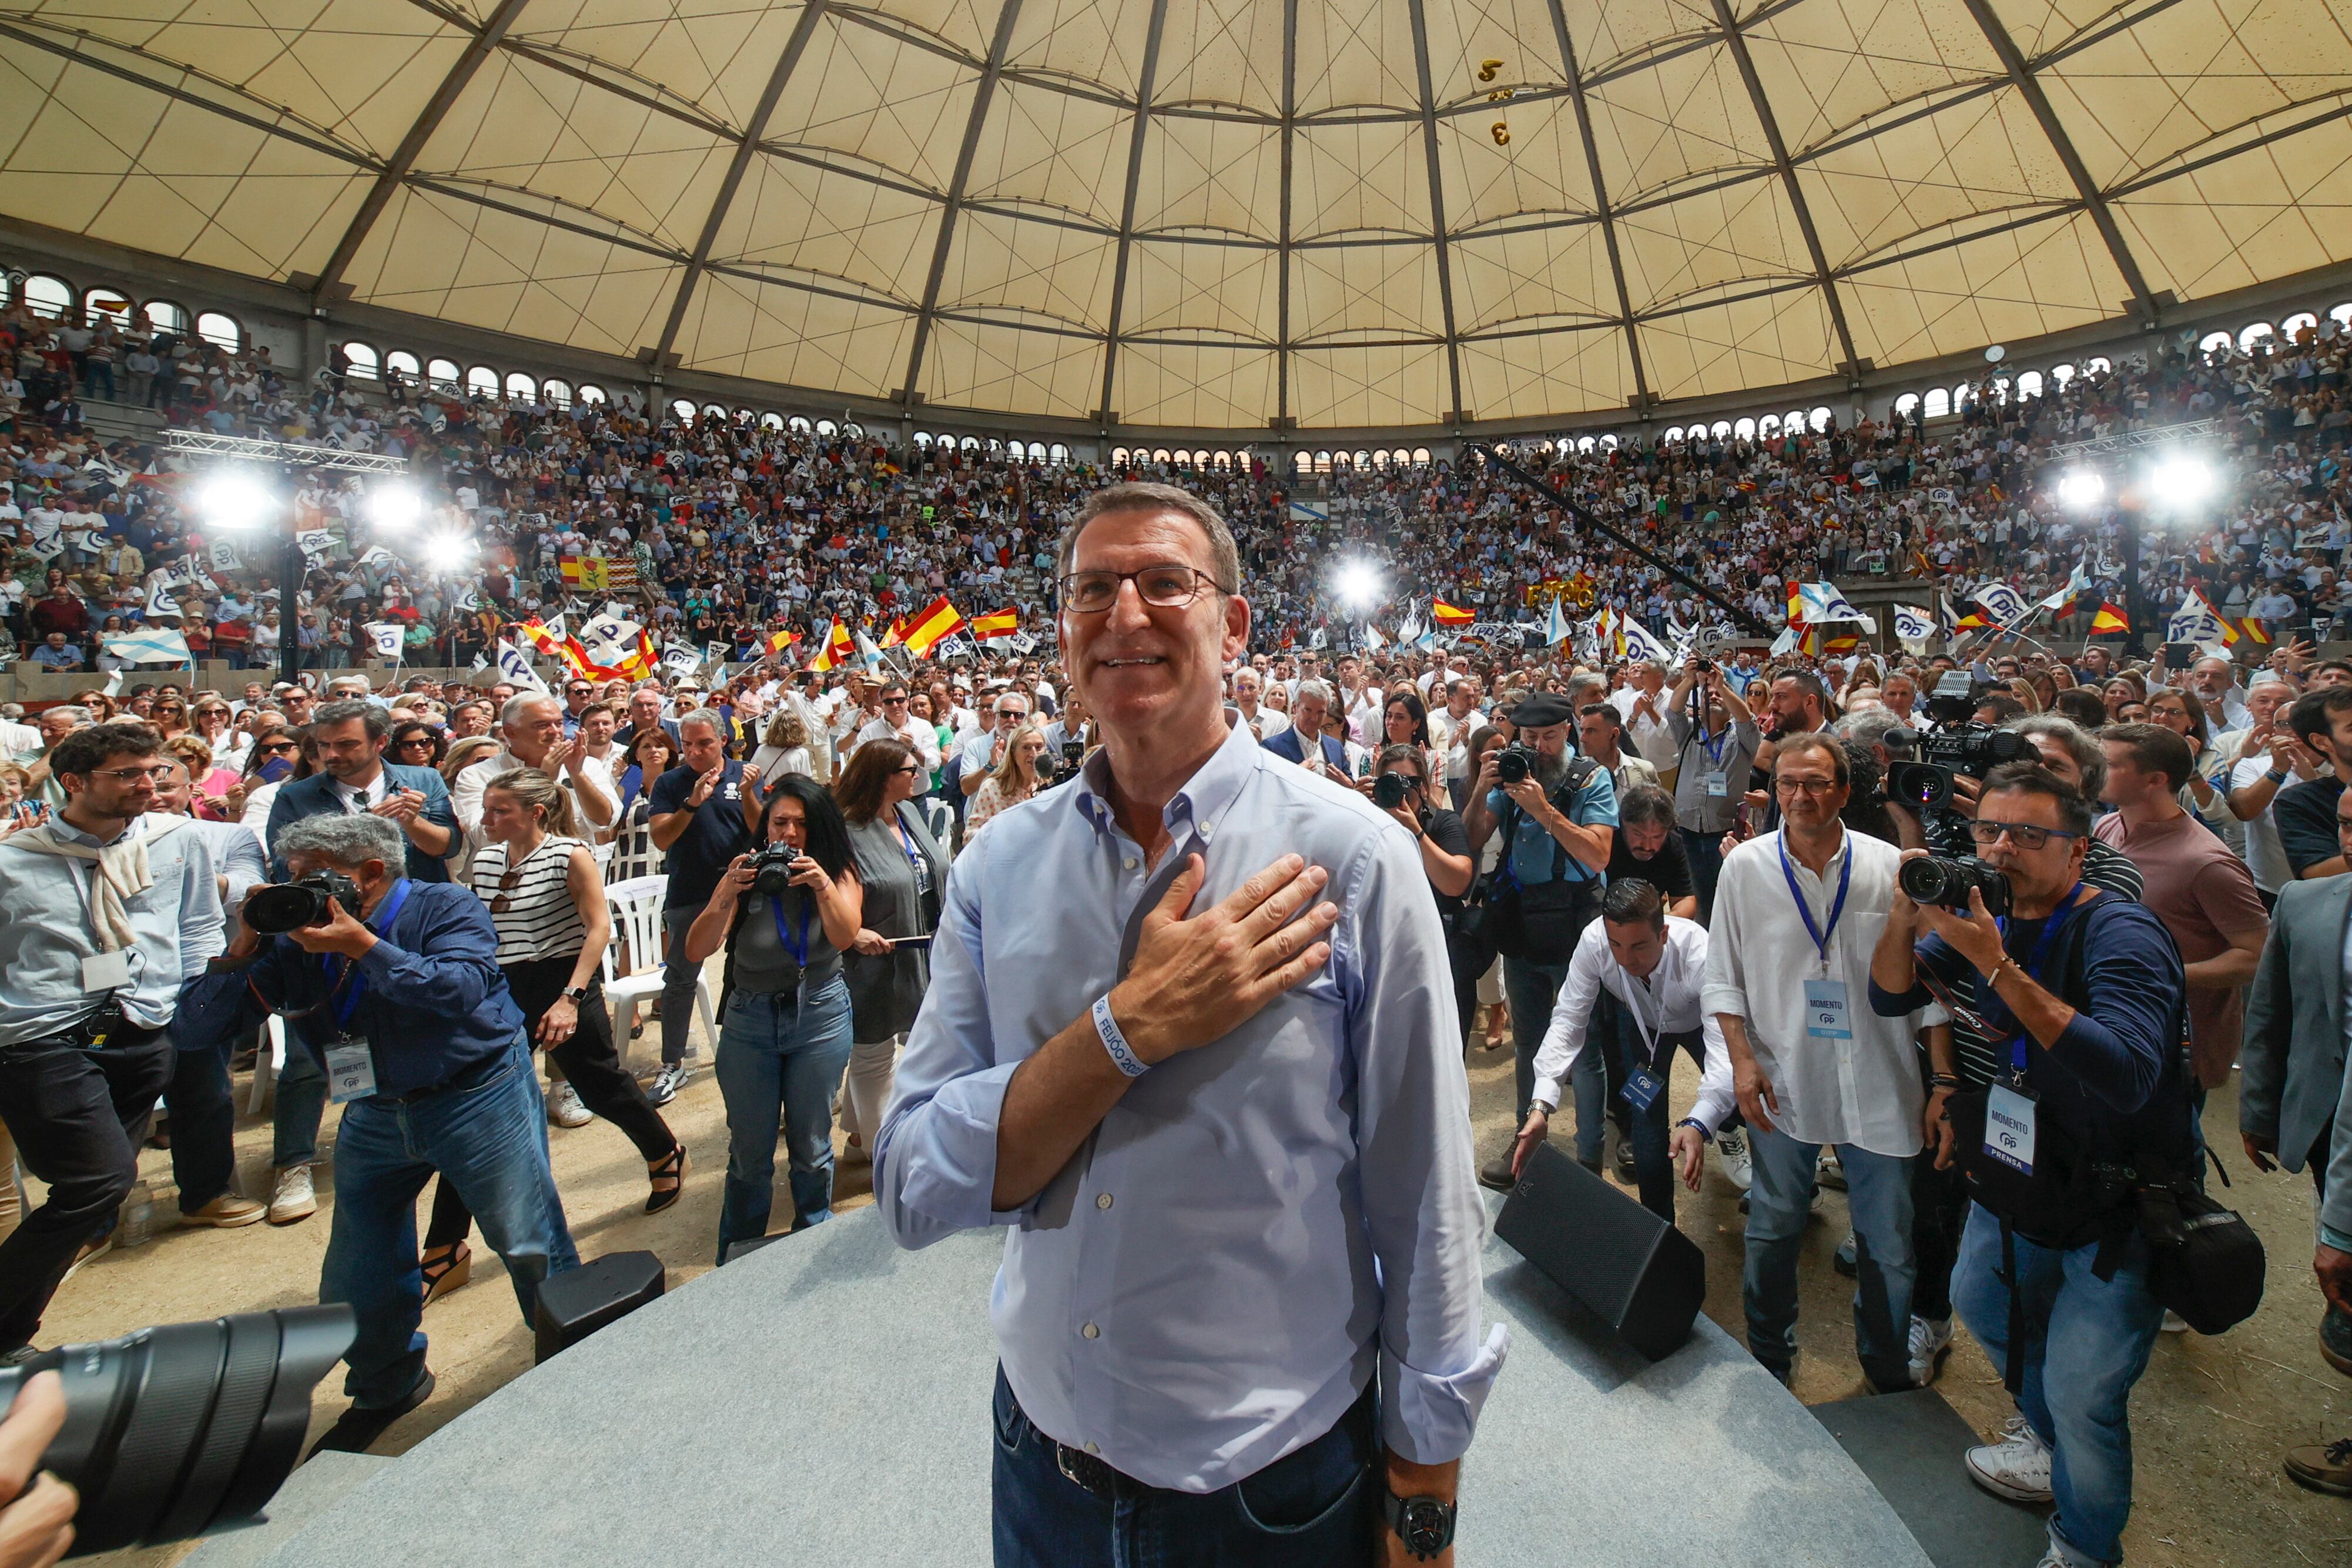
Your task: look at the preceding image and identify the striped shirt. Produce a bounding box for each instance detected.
[468,835,590,965]
[1949,838,2145,1088]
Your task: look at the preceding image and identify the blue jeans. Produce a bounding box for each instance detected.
[1679,826,1725,924]
[991,1366,1375,1568]
[320,1036,578,1409]
[713,977,855,1264]
[1745,1127,1917,1391]
[274,1035,329,1170]
[1615,1020,1704,1224]
[1503,956,1573,1122]
[164,1039,237,1214]
[1951,1204,2163,1568]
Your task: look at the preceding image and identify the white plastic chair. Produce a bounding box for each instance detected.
[588,839,615,882]
[601,875,715,1072]
[244,1016,289,1114]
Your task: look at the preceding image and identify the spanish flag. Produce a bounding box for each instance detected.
[880,616,907,651]
[808,619,853,673]
[1433,599,1473,628]
[899,596,966,658]
[2234,616,2271,646]
[766,626,801,655]
[1952,611,1989,633]
[2089,602,2130,636]
[971,607,1020,641]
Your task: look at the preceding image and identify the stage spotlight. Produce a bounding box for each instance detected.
[1334,561,1383,614]
[2149,455,2214,507]
[2055,470,2105,512]
[366,484,424,531]
[195,471,278,532]
[423,532,475,573]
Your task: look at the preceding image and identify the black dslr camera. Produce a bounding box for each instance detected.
[749,843,805,898]
[243,871,363,936]
[1373,771,1415,810]
[1898,853,2012,917]
[1494,745,1542,785]
[1884,671,2028,812]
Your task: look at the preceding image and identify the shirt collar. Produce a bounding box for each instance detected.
[1074,711,1261,850]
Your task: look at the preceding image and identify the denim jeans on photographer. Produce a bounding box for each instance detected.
[1950,1203,2164,1568]
[991,1365,1375,1568]
[321,1034,577,1410]
[272,1033,330,1170]
[713,977,855,1264]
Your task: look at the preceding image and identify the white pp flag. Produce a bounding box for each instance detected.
[103,628,192,666]
[451,586,480,613]
[1620,616,1673,664]
[207,539,242,574]
[497,642,549,692]
[663,640,702,677]
[1892,604,1937,648]
[293,529,337,563]
[2166,589,2230,646]
[145,581,183,621]
[354,545,396,569]
[365,622,406,660]
[1971,582,2031,626]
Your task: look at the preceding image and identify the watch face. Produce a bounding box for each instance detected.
[1401,1499,1452,1554]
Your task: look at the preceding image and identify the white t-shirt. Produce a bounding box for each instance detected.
[2227,752,2295,893]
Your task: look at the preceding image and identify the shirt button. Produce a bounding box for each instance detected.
[1095,1192,1113,1210]
[1122,856,1137,870]
[1081,1322,1100,1339]
[1085,1441,1100,1455]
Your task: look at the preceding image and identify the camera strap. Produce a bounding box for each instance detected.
[324,879,413,1034]
[1986,881,2086,1080]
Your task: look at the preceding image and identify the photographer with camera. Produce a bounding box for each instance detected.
[176,812,578,1453]
[1665,657,1757,922]
[1508,878,1734,1225]
[684,775,864,1262]
[0,721,225,1361]
[1868,764,2194,1568]
[1465,692,1617,1189]
[1371,742,1478,1046]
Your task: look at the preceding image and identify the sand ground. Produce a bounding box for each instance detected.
[59,1002,2352,1567]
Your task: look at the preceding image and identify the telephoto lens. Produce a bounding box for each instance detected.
[0,1306,354,1556]
[242,872,363,936]
[1898,855,2012,918]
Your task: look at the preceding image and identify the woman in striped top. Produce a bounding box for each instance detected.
[416,768,687,1305]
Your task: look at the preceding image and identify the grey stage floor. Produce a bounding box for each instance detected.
[192,1199,1931,1566]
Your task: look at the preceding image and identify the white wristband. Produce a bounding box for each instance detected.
[1092,994,1148,1078]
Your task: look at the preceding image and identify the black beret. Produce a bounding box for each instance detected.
[1510,693,1576,728]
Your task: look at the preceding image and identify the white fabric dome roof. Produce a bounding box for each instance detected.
[5,0,2349,430]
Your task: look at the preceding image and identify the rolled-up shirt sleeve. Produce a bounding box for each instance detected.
[1344,829,1509,1465]
[875,846,1032,1248]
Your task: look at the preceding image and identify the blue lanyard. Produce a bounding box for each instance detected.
[769,891,813,966]
[325,879,412,1033]
[1989,882,2085,1077]
[1775,833,1851,971]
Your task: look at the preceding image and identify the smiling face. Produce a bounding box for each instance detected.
[1058,505,1246,746]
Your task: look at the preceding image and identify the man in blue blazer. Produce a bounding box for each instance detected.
[1259,678,1351,774]
[264,699,458,882]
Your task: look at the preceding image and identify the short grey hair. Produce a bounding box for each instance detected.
[2006,714,2106,801]
[1056,482,1241,593]
[1563,674,1606,707]
[275,812,405,871]
[1835,708,1911,755]
[43,705,91,728]
[501,692,559,729]
[677,709,725,739]
[1292,678,1335,711]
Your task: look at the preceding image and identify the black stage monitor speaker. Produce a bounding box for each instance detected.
[532,1251,665,1363]
[721,1233,786,1266]
[1495,1141,1706,1361]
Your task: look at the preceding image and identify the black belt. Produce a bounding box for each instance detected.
[1017,1381,1377,1505]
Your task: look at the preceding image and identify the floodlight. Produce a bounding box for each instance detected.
[366,485,424,531]
[195,471,278,532]
[1334,561,1382,613]
[2148,456,2214,507]
[422,533,475,573]
[2055,470,2105,512]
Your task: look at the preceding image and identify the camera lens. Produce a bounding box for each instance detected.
[1496,750,1529,785]
[1373,773,1409,810]
[0,1306,354,1556]
[241,883,324,936]
[1897,856,1958,904]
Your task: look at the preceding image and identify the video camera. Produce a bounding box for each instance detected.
[242,871,363,936]
[0,1306,353,1556]
[1884,671,2028,812]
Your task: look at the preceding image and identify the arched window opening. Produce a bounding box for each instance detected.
[23,275,72,319]
[504,371,536,401]
[386,350,421,378]
[85,293,132,329]
[196,311,242,350]
[2240,321,2276,351]
[1733,417,1755,441]
[576,384,606,404]
[142,300,190,337]
[542,379,572,407]
[339,343,380,378]
[2199,331,2232,357]
[1924,388,1950,418]
[1049,443,1069,462]
[427,358,461,388]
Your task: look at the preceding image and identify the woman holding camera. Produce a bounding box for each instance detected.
[685,775,864,1258]
[419,769,688,1302]
[966,720,1045,837]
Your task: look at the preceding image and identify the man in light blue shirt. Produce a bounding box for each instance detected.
[878,481,1503,1567]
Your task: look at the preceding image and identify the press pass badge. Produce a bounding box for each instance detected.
[1705,772,1728,798]
[81,949,133,993]
[326,1040,377,1104]
[1620,1066,1666,1113]
[1985,1082,2038,1175]
[1802,978,1852,1040]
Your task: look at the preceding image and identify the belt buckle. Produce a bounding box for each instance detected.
[1054,1443,1115,1500]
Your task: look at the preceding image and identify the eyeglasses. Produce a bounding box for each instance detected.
[89,764,173,782]
[1966,820,2083,850]
[892,764,920,776]
[1772,776,1841,797]
[257,741,299,756]
[396,736,434,750]
[1057,565,1224,614]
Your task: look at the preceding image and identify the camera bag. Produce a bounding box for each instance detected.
[1480,756,1603,964]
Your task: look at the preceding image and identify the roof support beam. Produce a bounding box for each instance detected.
[1707,0,1861,377]
[1276,0,1299,431]
[312,0,534,303]
[899,0,1027,407]
[1542,0,1649,408]
[1404,0,1467,424]
[1093,0,1172,425]
[651,0,831,365]
[1959,0,2160,323]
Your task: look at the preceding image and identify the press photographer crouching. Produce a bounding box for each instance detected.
[177,812,578,1454]
[1868,764,2197,1568]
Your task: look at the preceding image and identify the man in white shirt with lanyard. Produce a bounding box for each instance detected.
[1701,732,1941,1392]
[1506,878,1734,1225]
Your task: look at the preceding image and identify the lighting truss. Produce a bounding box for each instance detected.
[163,427,408,476]
[2035,418,2223,467]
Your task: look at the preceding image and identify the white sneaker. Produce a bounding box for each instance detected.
[1966,1415,2054,1503]
[2032,1550,2067,1568]
[1908,1315,1954,1386]
[646,1061,689,1107]
[2160,1310,2189,1334]
[546,1081,592,1128]
[1714,1127,1754,1192]
[1817,1148,1848,1192]
[268,1165,316,1225]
